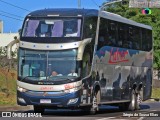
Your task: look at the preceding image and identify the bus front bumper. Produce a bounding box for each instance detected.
[17,90,81,108]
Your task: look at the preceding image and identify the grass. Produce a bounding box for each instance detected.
[151,88,160,99]
[0,92,16,106]
[0,68,17,106]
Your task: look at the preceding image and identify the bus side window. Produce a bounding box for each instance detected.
[142,29,152,51]
[132,27,141,50]
[118,23,125,47]
[108,21,117,47]
[83,16,97,39]
[97,18,108,50]
[146,30,152,51]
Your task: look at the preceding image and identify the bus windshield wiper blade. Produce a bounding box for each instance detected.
[67,78,75,82]
[21,76,37,81]
[21,76,31,81]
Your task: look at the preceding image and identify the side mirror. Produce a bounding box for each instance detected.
[7,36,19,59]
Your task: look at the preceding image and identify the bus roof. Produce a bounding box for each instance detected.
[27,8,152,30]
[27,8,98,17]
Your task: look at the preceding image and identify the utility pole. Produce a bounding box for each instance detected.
[78,0,81,8]
[101,0,122,10]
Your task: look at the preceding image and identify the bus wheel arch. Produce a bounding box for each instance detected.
[119,89,137,111]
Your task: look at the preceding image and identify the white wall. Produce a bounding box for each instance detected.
[0,33,19,51]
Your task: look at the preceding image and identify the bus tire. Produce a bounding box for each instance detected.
[90,90,100,115]
[33,105,45,114]
[135,90,142,110]
[128,90,136,111]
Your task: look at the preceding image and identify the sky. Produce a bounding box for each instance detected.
[0,0,107,33]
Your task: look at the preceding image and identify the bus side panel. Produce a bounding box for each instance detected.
[93,46,152,102]
[143,68,152,100]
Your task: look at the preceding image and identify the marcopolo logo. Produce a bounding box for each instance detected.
[142,8,152,14]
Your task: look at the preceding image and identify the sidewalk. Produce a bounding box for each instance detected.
[0,105,32,112]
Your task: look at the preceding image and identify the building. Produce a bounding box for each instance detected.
[0,21,19,53]
[0,32,19,52]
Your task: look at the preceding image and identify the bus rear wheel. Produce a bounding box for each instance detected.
[128,90,136,111]
[135,89,143,110]
[119,89,141,111]
[33,105,45,114]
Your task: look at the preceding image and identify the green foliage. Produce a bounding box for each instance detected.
[104,2,160,69]
[0,46,7,56]
[152,88,160,98]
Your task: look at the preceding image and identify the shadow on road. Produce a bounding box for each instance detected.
[23,106,122,117]
[22,104,150,117]
[140,104,150,110]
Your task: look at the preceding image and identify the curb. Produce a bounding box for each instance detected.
[0,105,32,111]
[148,98,160,102]
[152,98,160,102]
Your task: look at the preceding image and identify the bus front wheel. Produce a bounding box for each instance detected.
[33,105,45,114]
[90,90,100,114]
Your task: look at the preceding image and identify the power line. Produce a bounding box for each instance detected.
[90,0,100,8]
[0,10,24,18]
[78,0,81,8]
[0,0,31,12]
[0,13,23,21]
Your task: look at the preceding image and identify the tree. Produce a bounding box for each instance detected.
[104,2,160,70]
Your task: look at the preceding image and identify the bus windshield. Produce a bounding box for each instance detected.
[22,18,81,37]
[19,48,79,81]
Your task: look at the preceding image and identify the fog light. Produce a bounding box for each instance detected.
[67,98,78,105]
[18,97,26,104]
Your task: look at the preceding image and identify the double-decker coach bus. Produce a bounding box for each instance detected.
[7,8,152,114]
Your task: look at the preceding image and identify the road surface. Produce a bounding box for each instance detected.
[0,101,160,120]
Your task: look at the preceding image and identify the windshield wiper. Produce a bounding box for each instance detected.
[66,78,75,82]
[21,76,31,81]
[21,76,39,81]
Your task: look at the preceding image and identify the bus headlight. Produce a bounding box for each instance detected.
[64,86,81,93]
[17,86,28,92]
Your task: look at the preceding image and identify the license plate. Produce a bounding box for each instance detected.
[40,99,51,103]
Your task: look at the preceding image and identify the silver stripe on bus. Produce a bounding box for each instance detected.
[19,41,81,50]
[17,80,82,92]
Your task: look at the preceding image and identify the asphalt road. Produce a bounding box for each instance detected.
[0,101,160,120]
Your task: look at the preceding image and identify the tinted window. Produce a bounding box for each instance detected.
[98,18,119,50]
[97,18,152,51]
[83,16,97,39]
[142,29,152,51]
